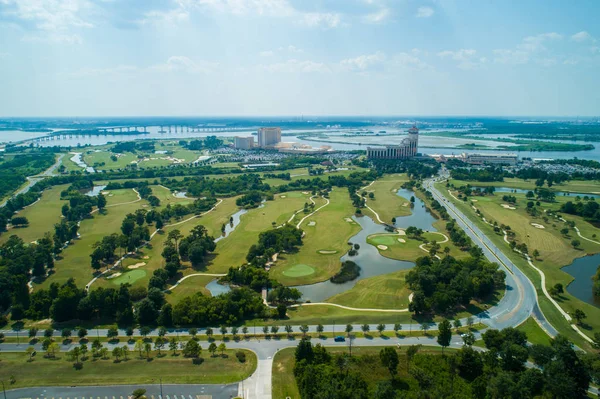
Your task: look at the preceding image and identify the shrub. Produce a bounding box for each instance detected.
[236,351,246,363]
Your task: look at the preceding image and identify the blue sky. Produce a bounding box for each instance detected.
[0,0,599,117]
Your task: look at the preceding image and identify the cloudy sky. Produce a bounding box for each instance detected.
[0,0,599,117]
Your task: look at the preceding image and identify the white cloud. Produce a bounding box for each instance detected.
[340,52,386,71]
[571,31,591,42]
[194,0,295,17]
[363,7,390,24]
[537,58,557,67]
[438,49,485,70]
[22,33,83,44]
[300,12,341,28]
[139,7,190,25]
[261,59,330,73]
[152,56,219,74]
[259,50,274,57]
[518,32,562,52]
[1,0,94,30]
[69,65,138,77]
[492,49,529,65]
[391,52,431,70]
[416,6,434,18]
[284,45,303,53]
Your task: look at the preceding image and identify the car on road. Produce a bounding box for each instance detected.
[334,335,346,342]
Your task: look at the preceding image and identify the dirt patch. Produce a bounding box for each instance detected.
[377,245,388,250]
[128,262,146,269]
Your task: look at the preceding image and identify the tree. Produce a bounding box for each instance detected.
[345,324,353,336]
[553,283,564,294]
[183,339,200,358]
[421,323,430,335]
[122,345,129,361]
[205,327,213,339]
[453,319,462,332]
[379,347,399,378]
[571,309,587,325]
[134,339,144,358]
[80,343,88,360]
[571,239,581,249]
[189,327,198,338]
[107,327,118,340]
[169,338,178,355]
[61,328,72,342]
[139,326,151,338]
[218,342,226,356]
[270,325,279,337]
[132,389,147,399]
[208,342,217,357]
[466,316,474,329]
[300,324,309,337]
[78,327,88,340]
[437,319,452,353]
[26,346,35,361]
[262,325,269,336]
[377,324,385,336]
[361,324,370,335]
[154,337,165,355]
[28,327,38,340]
[406,344,421,370]
[462,332,476,346]
[47,342,60,358]
[316,324,324,336]
[532,249,540,259]
[219,325,227,338]
[44,328,54,338]
[285,324,293,336]
[167,229,183,253]
[393,323,402,335]
[560,227,569,236]
[144,342,151,359]
[112,347,122,362]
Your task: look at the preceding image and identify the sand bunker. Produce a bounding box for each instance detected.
[501,204,516,210]
[345,217,354,223]
[397,238,406,243]
[302,191,310,195]
[531,223,545,229]
[143,256,149,259]
[471,199,478,202]
[108,194,114,197]
[280,195,287,198]
[319,250,338,254]
[397,230,406,236]
[402,203,409,207]
[377,245,388,250]
[101,191,110,195]
[107,273,122,279]
[308,221,316,226]
[128,262,146,269]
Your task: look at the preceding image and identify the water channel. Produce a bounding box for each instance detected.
[471,186,600,199]
[294,188,438,302]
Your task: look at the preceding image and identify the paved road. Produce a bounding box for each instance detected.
[4,384,238,399]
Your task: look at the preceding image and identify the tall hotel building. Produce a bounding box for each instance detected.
[367,126,419,160]
[257,127,282,148]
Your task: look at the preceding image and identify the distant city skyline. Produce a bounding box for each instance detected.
[0,0,599,117]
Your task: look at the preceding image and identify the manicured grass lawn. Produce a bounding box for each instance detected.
[150,184,193,208]
[207,193,309,274]
[517,317,552,346]
[166,274,214,304]
[0,184,68,245]
[281,305,416,325]
[271,189,361,286]
[450,177,600,195]
[272,345,454,399]
[108,269,147,285]
[0,349,256,389]
[326,269,412,309]
[436,182,599,349]
[366,232,443,261]
[37,190,148,290]
[364,174,411,224]
[104,188,140,205]
[282,264,315,277]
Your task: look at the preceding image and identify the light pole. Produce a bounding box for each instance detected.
[1,380,6,399]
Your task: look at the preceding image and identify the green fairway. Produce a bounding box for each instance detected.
[367,231,445,262]
[150,184,194,208]
[0,350,256,389]
[363,174,411,224]
[326,269,412,309]
[166,274,214,305]
[1,184,68,245]
[280,304,417,325]
[108,269,146,285]
[271,188,361,286]
[369,235,398,246]
[206,193,309,274]
[282,264,315,277]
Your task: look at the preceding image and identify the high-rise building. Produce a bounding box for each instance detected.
[234,136,254,150]
[367,126,419,160]
[257,127,281,147]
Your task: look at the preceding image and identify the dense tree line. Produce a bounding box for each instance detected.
[370,159,440,179]
[246,225,303,265]
[451,167,505,182]
[166,174,270,197]
[330,261,360,284]
[407,254,505,315]
[180,136,223,150]
[560,197,600,223]
[236,191,264,208]
[263,172,291,180]
[111,141,155,153]
[293,329,596,398]
[0,153,55,199]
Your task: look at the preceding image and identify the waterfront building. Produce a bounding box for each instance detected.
[257,127,282,148]
[234,136,254,149]
[463,152,518,165]
[367,126,419,160]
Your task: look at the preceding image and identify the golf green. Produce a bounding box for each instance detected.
[110,269,147,286]
[282,264,315,277]
[369,235,398,246]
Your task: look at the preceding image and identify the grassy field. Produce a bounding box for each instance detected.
[326,269,412,309]
[516,317,552,346]
[437,181,600,349]
[0,349,256,389]
[0,184,68,245]
[205,193,310,274]
[150,184,194,208]
[166,274,214,304]
[83,145,201,171]
[363,174,411,224]
[367,231,448,262]
[270,189,361,286]
[272,345,454,399]
[37,189,146,290]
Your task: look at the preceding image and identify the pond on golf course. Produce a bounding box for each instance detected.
[562,252,600,308]
[293,188,438,302]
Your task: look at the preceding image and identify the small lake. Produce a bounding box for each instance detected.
[214,207,248,243]
[562,253,600,308]
[70,152,95,173]
[206,279,232,296]
[85,185,107,197]
[294,188,437,302]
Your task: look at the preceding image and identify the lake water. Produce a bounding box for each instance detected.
[294,188,437,302]
[206,279,232,296]
[562,253,600,308]
[214,207,248,243]
[85,185,107,196]
[472,186,600,199]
